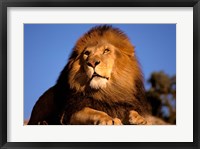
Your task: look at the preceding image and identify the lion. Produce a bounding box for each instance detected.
[28,25,165,125]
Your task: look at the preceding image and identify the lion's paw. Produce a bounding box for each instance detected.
[129,110,147,125]
[94,116,122,125]
[38,121,48,125]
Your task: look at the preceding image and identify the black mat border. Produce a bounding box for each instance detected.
[0,0,199,149]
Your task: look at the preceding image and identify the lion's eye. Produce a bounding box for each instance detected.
[84,50,90,56]
[103,48,110,54]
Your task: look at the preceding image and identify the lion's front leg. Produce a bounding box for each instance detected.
[69,107,122,125]
[129,110,147,125]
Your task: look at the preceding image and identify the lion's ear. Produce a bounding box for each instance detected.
[120,49,134,58]
[124,50,134,57]
[132,51,135,57]
[123,45,135,58]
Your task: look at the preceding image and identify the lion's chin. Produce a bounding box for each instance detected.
[89,77,108,89]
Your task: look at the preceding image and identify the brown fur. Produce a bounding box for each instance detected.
[28,25,152,125]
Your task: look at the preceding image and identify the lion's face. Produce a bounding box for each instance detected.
[67,25,142,103]
[82,42,116,89]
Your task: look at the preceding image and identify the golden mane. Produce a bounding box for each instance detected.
[75,25,135,56]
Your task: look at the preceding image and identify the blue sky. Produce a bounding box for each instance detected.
[24,24,176,119]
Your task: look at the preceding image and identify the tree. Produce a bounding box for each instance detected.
[146,71,176,124]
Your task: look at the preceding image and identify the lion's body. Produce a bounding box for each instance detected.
[28,25,157,125]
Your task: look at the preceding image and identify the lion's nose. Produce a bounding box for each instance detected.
[87,60,100,68]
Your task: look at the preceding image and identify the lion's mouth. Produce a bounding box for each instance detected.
[91,72,109,80]
[89,72,109,89]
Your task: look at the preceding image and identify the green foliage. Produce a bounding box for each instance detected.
[146,71,176,124]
